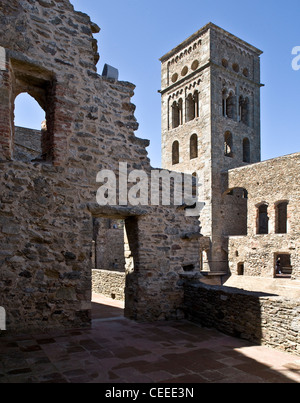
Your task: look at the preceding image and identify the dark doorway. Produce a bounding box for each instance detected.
[275,253,292,278]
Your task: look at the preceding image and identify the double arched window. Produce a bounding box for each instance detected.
[171,99,183,129]
[256,201,289,235]
[186,91,199,122]
[222,90,250,126]
[222,89,236,120]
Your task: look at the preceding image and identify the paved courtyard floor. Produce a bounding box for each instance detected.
[0,293,299,384]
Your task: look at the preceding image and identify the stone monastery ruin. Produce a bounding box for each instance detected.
[0,0,299,354]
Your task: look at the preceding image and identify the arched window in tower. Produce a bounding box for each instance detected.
[239,96,249,125]
[226,91,236,120]
[172,140,180,165]
[275,201,288,234]
[186,94,195,122]
[178,98,183,124]
[172,101,180,129]
[224,131,233,157]
[190,134,198,159]
[222,89,227,117]
[257,203,269,234]
[243,137,250,163]
[14,93,46,162]
[194,90,199,118]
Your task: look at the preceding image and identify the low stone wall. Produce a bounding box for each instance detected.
[183,281,300,355]
[92,269,125,301]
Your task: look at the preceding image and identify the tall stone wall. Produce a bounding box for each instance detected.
[0,0,201,332]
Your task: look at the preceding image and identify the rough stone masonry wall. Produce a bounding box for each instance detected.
[0,0,201,332]
[184,281,300,356]
[92,270,125,301]
[227,153,300,279]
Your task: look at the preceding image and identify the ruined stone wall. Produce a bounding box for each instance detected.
[184,281,300,356]
[227,153,300,279]
[0,0,201,331]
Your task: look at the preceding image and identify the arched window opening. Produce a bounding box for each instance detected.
[172,101,180,129]
[239,96,249,125]
[172,141,180,165]
[190,133,198,160]
[186,91,199,122]
[12,61,55,163]
[226,91,236,120]
[178,99,183,125]
[224,131,233,157]
[275,202,288,234]
[14,93,46,162]
[186,94,195,122]
[257,203,269,234]
[222,89,227,117]
[243,137,250,163]
[194,90,199,118]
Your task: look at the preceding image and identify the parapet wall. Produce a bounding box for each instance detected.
[183,281,300,356]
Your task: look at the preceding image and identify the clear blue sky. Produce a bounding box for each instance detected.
[15,0,300,168]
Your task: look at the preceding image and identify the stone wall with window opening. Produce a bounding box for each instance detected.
[227,153,300,279]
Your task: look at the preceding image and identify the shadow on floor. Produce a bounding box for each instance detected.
[91,302,124,320]
[0,294,299,383]
[91,294,124,320]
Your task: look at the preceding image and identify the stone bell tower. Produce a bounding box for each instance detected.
[160,23,263,274]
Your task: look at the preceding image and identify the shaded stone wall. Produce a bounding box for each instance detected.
[184,281,300,356]
[92,269,125,301]
[92,218,125,273]
[0,0,201,332]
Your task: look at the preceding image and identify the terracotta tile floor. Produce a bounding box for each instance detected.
[0,294,300,383]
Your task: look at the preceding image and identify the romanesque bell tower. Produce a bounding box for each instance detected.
[160,23,263,274]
